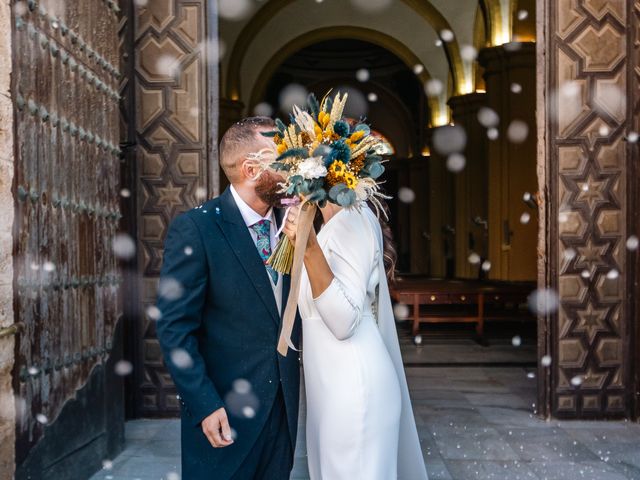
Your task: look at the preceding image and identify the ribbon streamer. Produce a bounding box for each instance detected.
[277,202,317,356]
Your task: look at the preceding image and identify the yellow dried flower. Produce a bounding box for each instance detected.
[344,172,358,189]
[349,130,365,143]
[277,143,287,154]
[329,160,346,176]
[350,154,365,175]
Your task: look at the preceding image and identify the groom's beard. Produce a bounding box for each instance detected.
[255,171,287,207]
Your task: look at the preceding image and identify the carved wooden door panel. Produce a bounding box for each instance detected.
[129,0,218,416]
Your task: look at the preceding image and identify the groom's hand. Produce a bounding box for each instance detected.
[202,407,234,448]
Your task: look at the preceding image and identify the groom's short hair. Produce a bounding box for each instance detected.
[220,116,275,183]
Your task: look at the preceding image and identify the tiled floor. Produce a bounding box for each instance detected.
[91,327,640,480]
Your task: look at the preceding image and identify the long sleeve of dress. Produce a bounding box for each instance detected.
[312,210,377,340]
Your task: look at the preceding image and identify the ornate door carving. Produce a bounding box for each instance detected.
[130,0,218,416]
[541,0,636,418]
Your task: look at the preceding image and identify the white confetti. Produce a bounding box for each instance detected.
[115,360,133,376]
[626,235,638,251]
[512,335,522,347]
[393,303,410,320]
[468,252,481,264]
[158,277,184,301]
[36,413,49,424]
[279,84,308,114]
[170,348,194,369]
[507,120,529,143]
[460,45,478,62]
[511,83,522,94]
[242,406,256,418]
[253,102,273,117]
[541,355,552,367]
[398,187,416,204]
[146,305,162,321]
[367,92,378,102]
[356,68,370,82]
[218,0,252,20]
[432,125,467,155]
[349,0,392,13]
[440,29,454,42]
[155,54,181,77]
[446,153,466,172]
[424,79,444,97]
[112,233,136,260]
[233,379,252,395]
[13,2,28,16]
[477,107,500,128]
[527,288,559,315]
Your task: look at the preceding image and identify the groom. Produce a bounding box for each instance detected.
[155,117,301,479]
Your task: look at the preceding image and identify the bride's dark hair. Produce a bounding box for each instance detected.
[367,199,398,285]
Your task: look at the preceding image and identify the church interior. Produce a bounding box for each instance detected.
[217,0,540,358]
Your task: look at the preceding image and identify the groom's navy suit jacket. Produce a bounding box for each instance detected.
[155,187,301,479]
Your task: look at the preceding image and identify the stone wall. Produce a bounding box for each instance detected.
[0,0,16,476]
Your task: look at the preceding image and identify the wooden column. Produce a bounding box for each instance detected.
[479,43,537,282]
[448,93,489,279]
[425,127,456,278]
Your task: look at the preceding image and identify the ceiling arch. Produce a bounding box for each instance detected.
[246,26,445,127]
[223,0,469,102]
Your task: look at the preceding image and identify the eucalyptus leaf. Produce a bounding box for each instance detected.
[336,189,357,207]
[328,183,348,202]
[354,124,371,136]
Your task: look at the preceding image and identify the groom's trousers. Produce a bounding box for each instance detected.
[230,385,294,480]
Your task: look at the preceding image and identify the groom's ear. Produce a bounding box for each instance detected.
[239,158,258,183]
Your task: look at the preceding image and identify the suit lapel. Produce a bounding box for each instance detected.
[215,188,280,326]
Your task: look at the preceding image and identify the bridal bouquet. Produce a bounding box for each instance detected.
[263,90,388,275]
[255,90,389,355]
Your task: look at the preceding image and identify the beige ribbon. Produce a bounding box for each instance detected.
[277,202,317,356]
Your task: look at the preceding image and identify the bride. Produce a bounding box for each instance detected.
[283,199,428,480]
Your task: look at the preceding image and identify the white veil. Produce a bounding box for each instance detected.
[372,210,429,480]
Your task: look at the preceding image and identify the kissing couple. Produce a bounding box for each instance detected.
[155,113,428,479]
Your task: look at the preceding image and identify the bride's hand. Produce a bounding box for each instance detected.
[283,205,301,244]
[283,205,317,248]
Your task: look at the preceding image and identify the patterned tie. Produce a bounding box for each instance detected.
[249,219,278,284]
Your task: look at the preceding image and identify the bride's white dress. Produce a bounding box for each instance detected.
[298,204,428,480]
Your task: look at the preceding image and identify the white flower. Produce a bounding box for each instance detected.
[296,156,327,179]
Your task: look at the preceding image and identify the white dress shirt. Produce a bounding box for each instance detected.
[229,185,283,315]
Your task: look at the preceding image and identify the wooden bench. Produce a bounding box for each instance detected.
[390,277,536,340]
